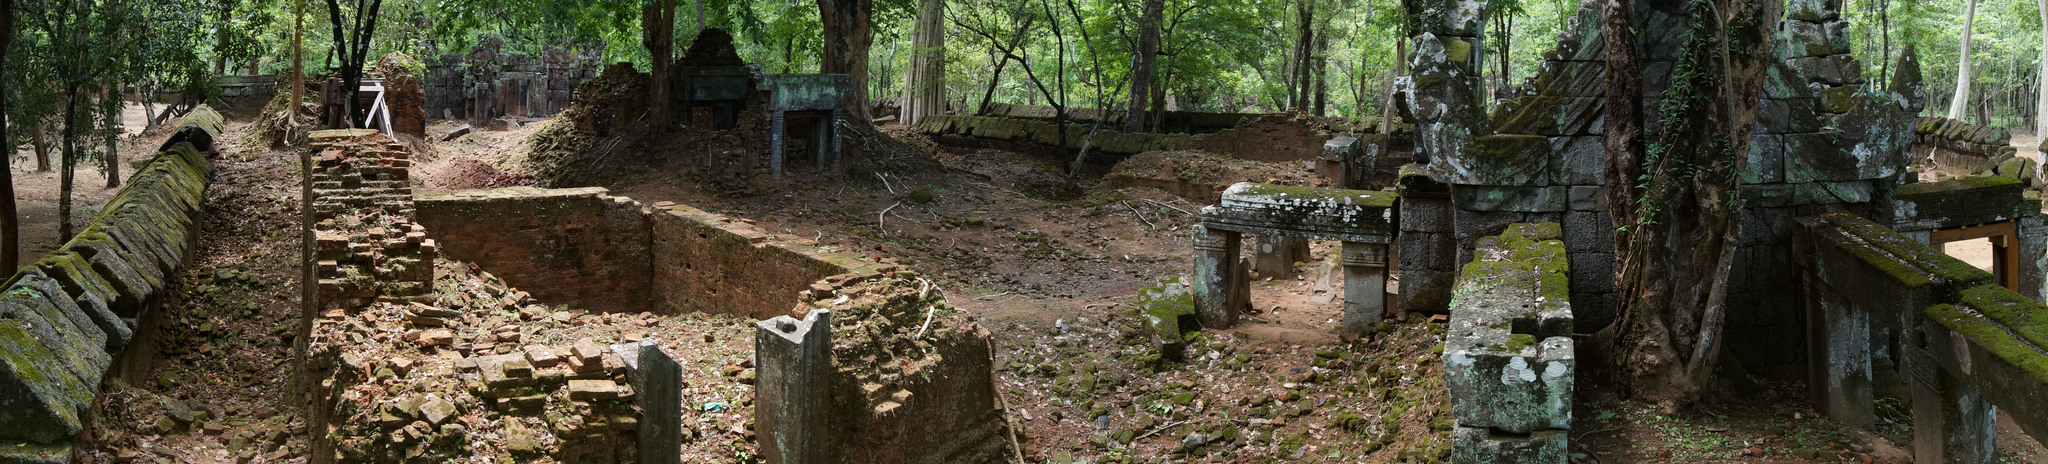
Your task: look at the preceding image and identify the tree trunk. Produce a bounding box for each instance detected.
[60,89,78,241]
[1601,0,1642,266]
[900,0,945,126]
[1947,0,1976,120]
[1601,0,1777,412]
[31,124,49,172]
[820,0,875,122]
[325,0,384,129]
[2037,0,2047,137]
[1294,2,1314,111]
[103,86,119,188]
[292,0,304,126]
[1124,0,1162,132]
[0,0,17,268]
[643,0,676,127]
[1313,18,1328,117]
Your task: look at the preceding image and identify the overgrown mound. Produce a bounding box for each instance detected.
[241,73,318,149]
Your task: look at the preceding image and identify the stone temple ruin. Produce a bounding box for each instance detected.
[1361,0,2048,460]
[295,130,1010,462]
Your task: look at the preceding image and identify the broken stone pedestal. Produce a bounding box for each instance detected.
[1192,225,1247,329]
[1340,242,1389,334]
[755,309,831,464]
[611,340,681,464]
[1196,183,1395,335]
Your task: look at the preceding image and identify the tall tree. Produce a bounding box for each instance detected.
[899,0,945,126]
[102,85,117,188]
[323,0,383,129]
[0,0,17,268]
[1601,0,1778,411]
[2036,0,2046,138]
[819,0,874,121]
[1125,0,1161,132]
[1946,0,1975,120]
[642,0,675,127]
[292,0,304,127]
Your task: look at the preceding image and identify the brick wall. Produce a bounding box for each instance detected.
[414,187,653,314]
[650,202,855,320]
[415,188,889,319]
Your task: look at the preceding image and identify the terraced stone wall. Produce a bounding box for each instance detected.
[0,107,223,462]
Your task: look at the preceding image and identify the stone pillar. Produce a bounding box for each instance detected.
[1805,288,1873,430]
[828,109,844,170]
[770,111,787,181]
[612,340,681,464]
[2018,215,2045,301]
[1907,346,1998,464]
[1398,168,1458,315]
[1341,242,1389,335]
[1255,235,1308,279]
[812,115,831,168]
[1193,225,1242,329]
[756,309,831,464]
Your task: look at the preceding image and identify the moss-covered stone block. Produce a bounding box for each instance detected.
[0,322,93,445]
[1139,277,1198,361]
[1446,223,1573,437]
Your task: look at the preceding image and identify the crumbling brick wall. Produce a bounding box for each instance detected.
[650,202,860,319]
[413,187,653,313]
[411,187,878,320]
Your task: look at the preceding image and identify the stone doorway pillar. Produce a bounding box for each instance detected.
[1341,242,1388,335]
[1193,225,1243,328]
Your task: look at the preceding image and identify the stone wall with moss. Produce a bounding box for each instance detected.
[0,107,223,462]
[1398,0,1922,378]
[1443,223,1573,463]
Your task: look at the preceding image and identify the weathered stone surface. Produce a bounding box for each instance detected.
[1548,136,1602,186]
[1779,20,1842,58]
[1492,98,1601,137]
[1786,0,1841,21]
[1566,186,1602,212]
[1454,186,1567,213]
[1452,427,1568,464]
[1445,224,1573,435]
[0,322,93,445]
[1888,176,2027,232]
[1527,60,1606,97]
[1784,132,1894,183]
[1139,277,1199,360]
[1200,183,1396,243]
[1745,134,1786,183]
[0,441,72,463]
[1922,285,2048,441]
[755,309,832,464]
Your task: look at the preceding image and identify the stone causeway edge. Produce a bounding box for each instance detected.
[0,106,225,462]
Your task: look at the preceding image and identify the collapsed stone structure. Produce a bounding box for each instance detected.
[1375,0,2048,460]
[1913,116,2037,184]
[423,38,604,122]
[0,107,224,463]
[297,129,1008,462]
